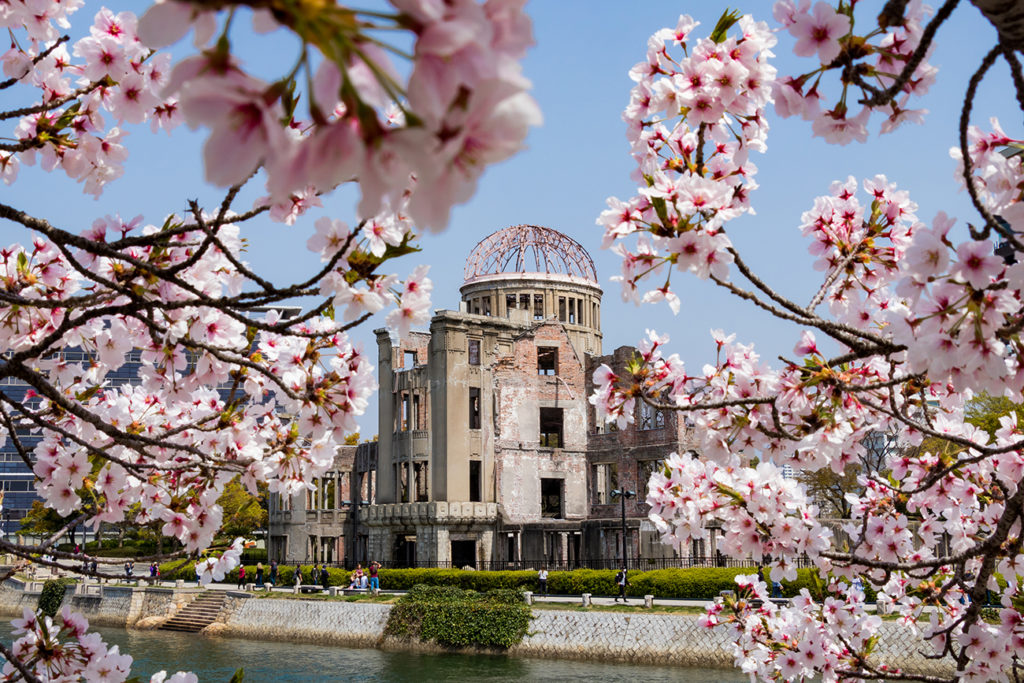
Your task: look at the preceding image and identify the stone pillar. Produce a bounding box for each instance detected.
[479,529,494,565]
[582,593,591,607]
[644,594,654,608]
[523,591,533,605]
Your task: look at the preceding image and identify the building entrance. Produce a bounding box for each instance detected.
[451,540,476,569]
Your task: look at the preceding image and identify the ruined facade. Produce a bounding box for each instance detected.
[363,225,700,569]
[269,225,705,568]
[267,441,378,565]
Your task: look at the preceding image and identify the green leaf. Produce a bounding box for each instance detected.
[228,668,245,683]
[709,9,743,44]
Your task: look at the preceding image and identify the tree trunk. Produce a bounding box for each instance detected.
[972,0,1024,50]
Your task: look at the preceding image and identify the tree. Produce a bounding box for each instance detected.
[17,501,68,539]
[0,1,536,680]
[796,430,894,519]
[217,477,267,540]
[593,3,1024,681]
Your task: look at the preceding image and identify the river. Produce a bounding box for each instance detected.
[82,626,749,682]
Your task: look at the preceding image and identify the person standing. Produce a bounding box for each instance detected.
[255,562,264,587]
[268,560,278,587]
[294,564,302,587]
[615,567,629,603]
[237,564,246,589]
[538,566,548,596]
[321,564,330,590]
[368,561,380,595]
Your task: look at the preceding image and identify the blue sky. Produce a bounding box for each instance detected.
[1,1,1016,436]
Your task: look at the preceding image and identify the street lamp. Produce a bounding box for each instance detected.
[610,489,636,570]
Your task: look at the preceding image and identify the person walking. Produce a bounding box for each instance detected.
[615,566,629,603]
[321,564,330,591]
[255,562,264,587]
[368,561,380,595]
[268,561,278,587]
[538,566,548,596]
[237,564,246,589]
[294,564,302,587]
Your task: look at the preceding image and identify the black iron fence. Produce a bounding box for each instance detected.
[304,556,816,572]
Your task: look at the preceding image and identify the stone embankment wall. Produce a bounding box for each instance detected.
[210,596,390,647]
[0,583,954,675]
[0,580,195,628]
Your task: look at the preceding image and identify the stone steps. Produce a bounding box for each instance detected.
[159,592,226,633]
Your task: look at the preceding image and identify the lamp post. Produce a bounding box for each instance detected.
[611,489,636,570]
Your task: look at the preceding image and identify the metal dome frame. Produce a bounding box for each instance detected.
[463,225,598,282]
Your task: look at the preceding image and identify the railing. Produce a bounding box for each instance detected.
[317,556,817,572]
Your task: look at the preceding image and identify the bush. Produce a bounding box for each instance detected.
[240,548,267,565]
[38,578,75,618]
[385,584,530,649]
[152,562,871,602]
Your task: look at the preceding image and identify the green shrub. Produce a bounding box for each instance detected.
[154,562,870,602]
[38,578,75,618]
[240,548,267,565]
[385,584,530,649]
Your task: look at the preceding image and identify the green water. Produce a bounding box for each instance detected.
[85,627,749,682]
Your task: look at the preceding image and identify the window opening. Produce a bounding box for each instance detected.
[414,462,429,502]
[639,401,663,430]
[404,350,417,368]
[541,478,564,518]
[638,459,663,497]
[537,347,557,375]
[321,476,336,510]
[519,293,530,310]
[469,460,481,502]
[539,407,563,448]
[468,338,480,366]
[534,294,544,320]
[308,478,320,510]
[469,387,481,429]
[400,393,410,431]
[482,296,491,316]
[568,298,576,324]
[558,297,566,322]
[592,463,618,505]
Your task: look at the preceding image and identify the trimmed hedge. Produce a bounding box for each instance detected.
[158,562,350,587]
[153,563,861,601]
[376,567,823,600]
[384,584,530,649]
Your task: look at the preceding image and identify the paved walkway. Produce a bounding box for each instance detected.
[150,580,715,608]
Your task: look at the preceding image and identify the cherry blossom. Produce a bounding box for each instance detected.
[599,7,1024,681]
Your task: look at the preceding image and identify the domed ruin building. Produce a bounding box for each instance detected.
[270,225,707,570]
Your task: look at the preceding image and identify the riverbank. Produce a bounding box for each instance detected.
[0,580,952,676]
